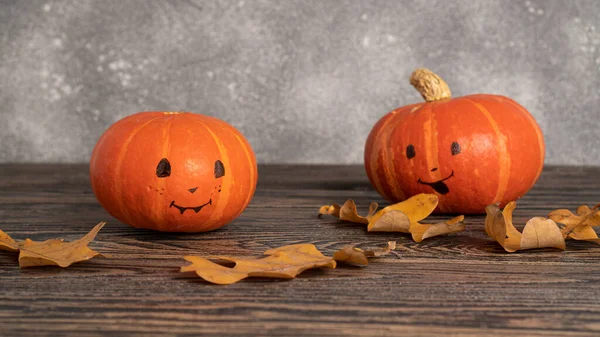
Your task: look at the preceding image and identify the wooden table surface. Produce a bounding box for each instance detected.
[1,164,600,336]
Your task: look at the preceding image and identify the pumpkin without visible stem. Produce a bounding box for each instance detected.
[90,112,257,232]
[364,69,545,214]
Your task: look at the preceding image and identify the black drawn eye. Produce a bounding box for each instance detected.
[156,158,171,178]
[406,144,416,159]
[214,160,225,178]
[451,142,461,156]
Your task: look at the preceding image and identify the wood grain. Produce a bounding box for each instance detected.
[1,164,600,336]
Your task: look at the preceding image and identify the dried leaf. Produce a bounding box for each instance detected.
[367,194,464,241]
[369,194,439,228]
[367,211,411,233]
[319,200,378,224]
[181,243,336,284]
[0,230,19,252]
[319,194,465,242]
[548,204,600,241]
[520,217,566,250]
[363,241,397,257]
[333,247,369,267]
[0,223,106,267]
[409,215,466,243]
[318,203,341,218]
[333,241,396,267]
[485,202,565,252]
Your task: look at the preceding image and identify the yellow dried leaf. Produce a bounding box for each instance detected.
[333,241,396,267]
[0,223,105,268]
[0,230,19,252]
[367,211,411,233]
[333,247,369,267]
[320,194,465,242]
[318,203,341,218]
[319,200,378,224]
[485,202,565,252]
[520,217,566,250]
[409,215,466,243]
[363,241,397,257]
[368,194,439,228]
[548,204,600,241]
[181,243,336,285]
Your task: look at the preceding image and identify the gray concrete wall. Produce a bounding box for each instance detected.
[1,0,599,165]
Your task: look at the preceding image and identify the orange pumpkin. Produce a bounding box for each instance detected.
[90,111,257,232]
[364,69,545,214]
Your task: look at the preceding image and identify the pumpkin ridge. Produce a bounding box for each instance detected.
[463,98,511,203]
[229,129,257,218]
[498,96,545,184]
[156,117,174,232]
[115,116,163,226]
[188,114,233,229]
[430,102,450,213]
[383,108,411,201]
[366,112,396,201]
[423,103,440,187]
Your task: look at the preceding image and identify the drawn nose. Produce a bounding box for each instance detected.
[431,167,438,172]
[188,187,198,194]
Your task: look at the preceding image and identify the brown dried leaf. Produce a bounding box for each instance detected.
[333,241,396,267]
[0,223,106,267]
[320,194,465,242]
[181,243,336,285]
[548,204,600,241]
[485,202,565,252]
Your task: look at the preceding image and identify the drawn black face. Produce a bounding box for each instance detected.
[406,142,461,195]
[154,158,225,214]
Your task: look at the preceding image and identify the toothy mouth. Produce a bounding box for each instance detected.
[169,199,212,215]
[417,171,454,195]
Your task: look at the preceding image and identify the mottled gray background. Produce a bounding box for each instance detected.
[1,0,599,165]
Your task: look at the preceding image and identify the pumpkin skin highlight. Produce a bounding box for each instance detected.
[90,111,257,232]
[364,69,545,214]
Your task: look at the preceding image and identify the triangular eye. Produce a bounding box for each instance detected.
[214,160,225,178]
[451,142,461,156]
[156,158,171,178]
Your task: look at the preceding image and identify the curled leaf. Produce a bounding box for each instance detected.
[333,241,396,267]
[333,247,369,267]
[363,241,397,257]
[319,200,378,224]
[0,230,19,252]
[0,223,106,268]
[181,243,336,285]
[319,194,465,242]
[548,204,600,241]
[485,202,565,252]
[367,210,411,233]
[409,215,465,243]
[318,204,341,218]
[368,194,439,228]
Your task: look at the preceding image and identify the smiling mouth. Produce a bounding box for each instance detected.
[169,199,212,215]
[417,171,454,195]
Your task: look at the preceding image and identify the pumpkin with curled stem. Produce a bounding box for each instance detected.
[364,69,545,214]
[90,111,257,232]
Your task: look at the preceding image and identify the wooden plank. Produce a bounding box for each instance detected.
[0,164,600,336]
